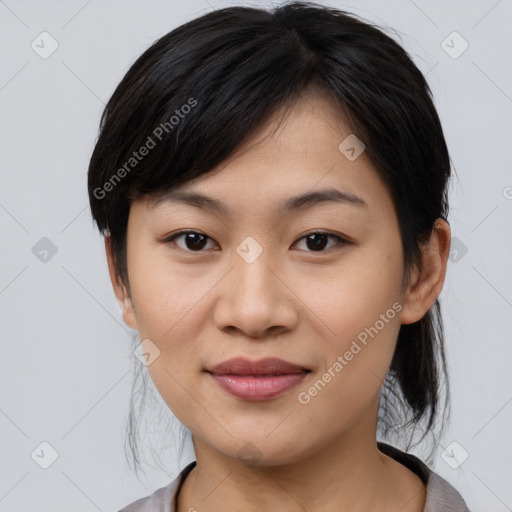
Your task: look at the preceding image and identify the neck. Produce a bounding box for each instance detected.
[176,426,425,512]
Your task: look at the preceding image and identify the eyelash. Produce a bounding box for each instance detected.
[162,230,351,254]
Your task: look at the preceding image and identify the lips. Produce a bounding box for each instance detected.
[205,357,312,401]
[206,357,310,376]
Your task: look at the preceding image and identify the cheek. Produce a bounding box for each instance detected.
[292,242,403,404]
[126,246,209,389]
[128,244,211,337]
[292,241,403,345]
[293,290,401,444]
[130,262,210,430]
[146,355,205,434]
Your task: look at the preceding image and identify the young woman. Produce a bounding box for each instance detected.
[88,2,471,510]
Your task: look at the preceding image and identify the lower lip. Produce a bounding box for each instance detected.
[208,372,309,401]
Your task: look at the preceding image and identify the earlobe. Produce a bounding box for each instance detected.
[399,219,451,325]
[104,236,139,331]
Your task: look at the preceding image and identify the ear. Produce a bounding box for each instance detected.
[104,236,139,331]
[400,218,451,325]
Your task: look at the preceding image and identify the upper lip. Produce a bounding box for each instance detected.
[206,357,311,376]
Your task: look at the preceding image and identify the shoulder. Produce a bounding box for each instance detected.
[424,470,472,512]
[377,442,472,512]
[117,481,177,512]
[117,461,197,512]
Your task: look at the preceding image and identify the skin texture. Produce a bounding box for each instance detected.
[106,92,451,512]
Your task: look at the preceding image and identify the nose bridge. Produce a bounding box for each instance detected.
[232,241,280,309]
[214,238,295,337]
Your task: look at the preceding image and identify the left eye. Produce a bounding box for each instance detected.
[164,230,348,253]
[293,232,346,252]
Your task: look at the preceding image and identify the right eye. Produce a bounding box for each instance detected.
[164,230,219,252]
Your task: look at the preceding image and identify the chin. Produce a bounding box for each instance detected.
[215,436,310,468]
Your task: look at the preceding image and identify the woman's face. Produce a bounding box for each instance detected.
[114,94,417,466]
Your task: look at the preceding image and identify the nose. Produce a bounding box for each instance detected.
[213,249,299,339]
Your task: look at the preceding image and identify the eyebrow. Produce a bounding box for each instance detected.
[150,187,368,217]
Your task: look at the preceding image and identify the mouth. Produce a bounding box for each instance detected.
[206,356,311,376]
[205,357,312,401]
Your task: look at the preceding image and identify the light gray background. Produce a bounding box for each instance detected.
[1,0,511,510]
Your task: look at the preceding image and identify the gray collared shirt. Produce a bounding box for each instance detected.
[118,442,471,511]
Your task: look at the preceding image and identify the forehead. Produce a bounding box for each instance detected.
[145,94,392,219]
